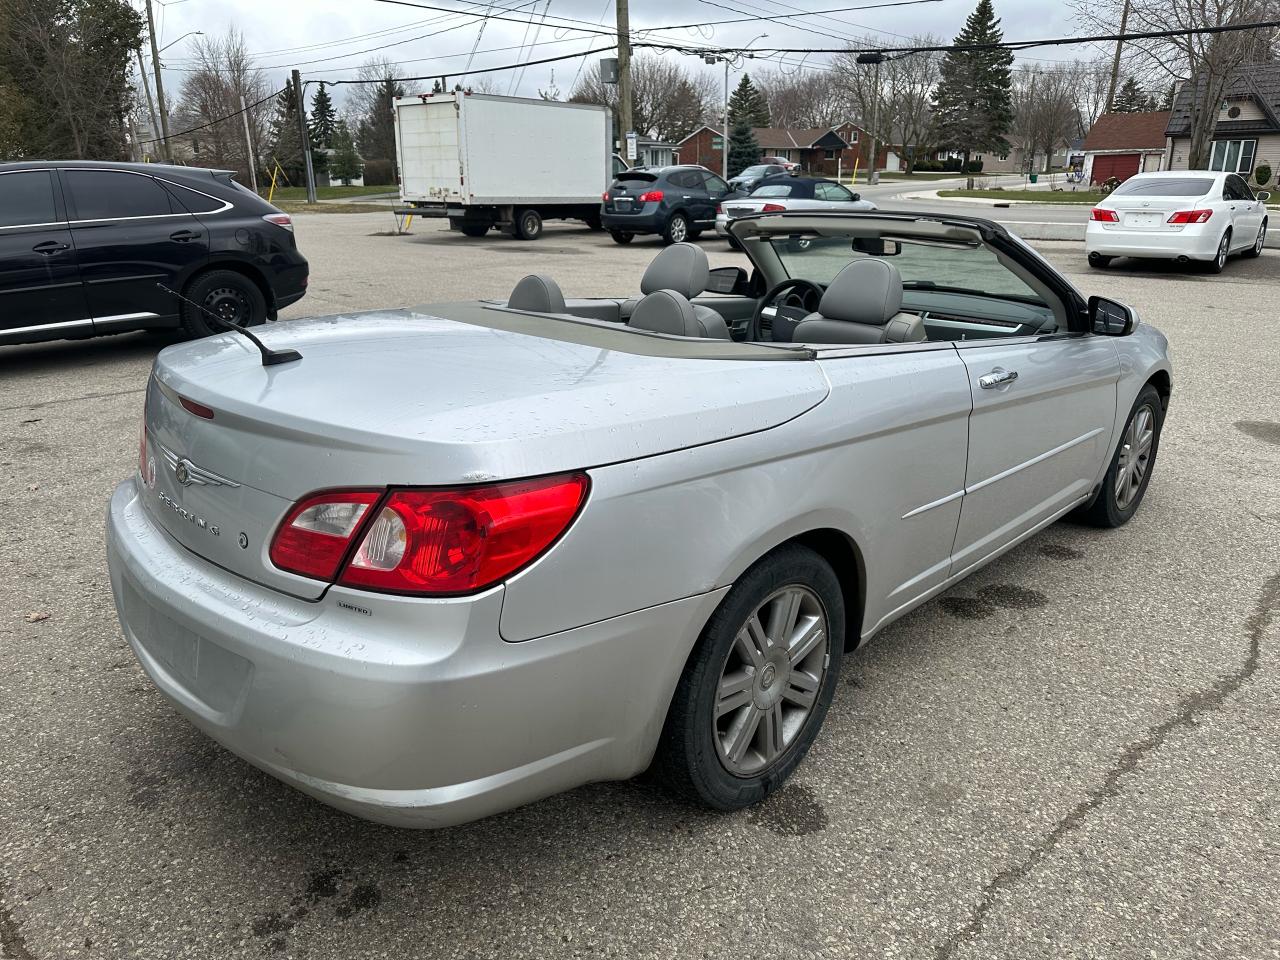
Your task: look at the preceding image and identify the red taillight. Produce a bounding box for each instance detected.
[179,395,215,420]
[263,213,294,232]
[1090,208,1119,222]
[716,203,723,214]
[761,203,786,212]
[602,191,609,201]
[270,491,382,581]
[637,190,664,202]
[269,473,590,595]
[1167,208,1213,224]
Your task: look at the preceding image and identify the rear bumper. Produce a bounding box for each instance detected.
[1084,221,1222,260]
[106,477,722,828]
[601,203,665,234]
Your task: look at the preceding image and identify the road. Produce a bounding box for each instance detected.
[859,173,1093,227]
[1,214,1278,960]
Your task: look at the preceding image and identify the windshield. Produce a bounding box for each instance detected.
[1111,177,1214,197]
[770,236,1046,304]
[740,166,772,177]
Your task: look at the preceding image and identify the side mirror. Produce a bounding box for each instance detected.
[1089,295,1136,336]
[705,265,751,296]
[1258,191,1271,203]
[850,192,861,201]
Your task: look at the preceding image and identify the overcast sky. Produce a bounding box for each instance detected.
[151,0,1099,111]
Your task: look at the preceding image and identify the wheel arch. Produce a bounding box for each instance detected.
[186,258,276,319]
[1146,368,1172,412]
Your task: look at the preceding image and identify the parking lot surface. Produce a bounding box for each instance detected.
[2,213,1278,960]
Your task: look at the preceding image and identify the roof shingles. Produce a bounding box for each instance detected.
[1082,111,1172,152]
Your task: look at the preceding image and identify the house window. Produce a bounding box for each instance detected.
[974,154,983,161]
[998,153,1008,161]
[1209,139,1257,173]
[824,149,836,160]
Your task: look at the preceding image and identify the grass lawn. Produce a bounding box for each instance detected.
[937,188,1107,204]
[275,201,392,214]
[266,184,397,202]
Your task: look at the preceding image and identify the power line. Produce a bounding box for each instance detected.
[136,86,285,146]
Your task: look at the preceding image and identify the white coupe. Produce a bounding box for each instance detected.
[1085,170,1269,272]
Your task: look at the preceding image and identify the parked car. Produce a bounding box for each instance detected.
[760,155,801,172]
[108,209,1171,829]
[601,164,731,244]
[716,176,877,245]
[727,163,790,194]
[1086,170,1269,272]
[0,161,307,348]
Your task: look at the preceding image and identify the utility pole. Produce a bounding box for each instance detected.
[722,59,731,180]
[135,48,161,159]
[1106,0,1131,112]
[292,70,318,204]
[143,0,172,162]
[615,0,633,154]
[857,52,885,185]
[240,95,260,194]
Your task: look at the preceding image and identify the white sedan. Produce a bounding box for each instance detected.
[716,176,877,245]
[1085,170,1270,272]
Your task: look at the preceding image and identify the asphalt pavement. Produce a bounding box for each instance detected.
[1,214,1278,960]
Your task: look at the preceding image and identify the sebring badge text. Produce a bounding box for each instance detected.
[157,491,221,537]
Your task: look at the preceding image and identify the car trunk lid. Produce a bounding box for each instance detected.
[139,308,827,599]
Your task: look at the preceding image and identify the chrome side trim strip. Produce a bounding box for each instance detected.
[901,489,965,520]
[93,312,162,329]
[0,318,95,336]
[965,427,1106,495]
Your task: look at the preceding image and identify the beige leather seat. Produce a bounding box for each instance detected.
[790,259,926,344]
[629,244,729,339]
[628,289,730,339]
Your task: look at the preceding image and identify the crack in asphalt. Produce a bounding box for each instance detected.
[0,387,144,415]
[0,873,35,960]
[935,569,1280,960]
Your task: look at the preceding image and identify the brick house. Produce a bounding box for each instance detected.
[675,122,892,176]
[1080,111,1171,185]
[1165,63,1280,180]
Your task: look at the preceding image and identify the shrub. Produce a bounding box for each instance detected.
[943,156,963,172]
[1255,164,1273,187]
[362,158,395,187]
[966,160,984,173]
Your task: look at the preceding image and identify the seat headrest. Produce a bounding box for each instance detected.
[640,243,709,298]
[628,290,700,337]
[817,258,904,326]
[508,274,566,313]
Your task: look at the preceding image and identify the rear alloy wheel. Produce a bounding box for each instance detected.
[1206,230,1231,273]
[610,231,634,245]
[514,208,543,241]
[1244,220,1267,259]
[180,269,267,339]
[654,544,844,811]
[662,212,690,245]
[1072,384,1164,528]
[1088,252,1112,269]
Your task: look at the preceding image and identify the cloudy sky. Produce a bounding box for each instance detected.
[151,0,1101,111]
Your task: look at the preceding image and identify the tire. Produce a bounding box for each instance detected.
[1088,252,1112,269]
[514,208,543,241]
[1205,229,1231,273]
[1243,219,1267,259]
[654,544,845,811]
[662,212,690,245]
[610,231,634,245]
[1072,384,1164,528]
[584,214,604,231]
[459,222,489,238]
[180,269,267,339]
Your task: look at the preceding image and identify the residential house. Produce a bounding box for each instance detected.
[1165,62,1280,178]
[1080,111,1171,184]
[675,122,893,176]
[632,137,674,168]
[937,136,1071,175]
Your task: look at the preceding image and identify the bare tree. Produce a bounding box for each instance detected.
[1071,57,1114,132]
[571,54,715,143]
[171,30,271,180]
[833,35,943,172]
[1075,0,1280,167]
[754,66,846,128]
[1013,64,1084,172]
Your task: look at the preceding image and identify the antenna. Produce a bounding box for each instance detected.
[156,284,302,366]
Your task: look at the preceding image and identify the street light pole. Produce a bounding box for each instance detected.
[143,0,172,162]
[722,58,730,180]
[856,52,885,186]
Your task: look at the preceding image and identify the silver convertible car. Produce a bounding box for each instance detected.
[107,211,1172,827]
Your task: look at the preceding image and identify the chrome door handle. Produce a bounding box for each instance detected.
[979,368,1019,389]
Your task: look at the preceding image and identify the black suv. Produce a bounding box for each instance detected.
[0,161,308,347]
[601,165,731,245]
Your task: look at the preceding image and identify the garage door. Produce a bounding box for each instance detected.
[1091,153,1141,185]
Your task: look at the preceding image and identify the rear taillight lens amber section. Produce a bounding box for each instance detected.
[1090,208,1119,222]
[1167,209,1213,224]
[270,491,381,581]
[269,473,590,596]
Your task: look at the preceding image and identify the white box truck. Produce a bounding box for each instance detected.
[393,92,623,240]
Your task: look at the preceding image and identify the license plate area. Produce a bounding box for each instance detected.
[613,197,633,212]
[1124,212,1162,227]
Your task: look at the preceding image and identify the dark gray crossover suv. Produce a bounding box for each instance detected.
[601,165,732,245]
[0,161,308,348]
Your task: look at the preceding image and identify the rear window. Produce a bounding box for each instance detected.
[166,182,229,214]
[752,184,796,198]
[740,166,772,177]
[615,171,657,183]
[1112,177,1214,197]
[0,170,58,227]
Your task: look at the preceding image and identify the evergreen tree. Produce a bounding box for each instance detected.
[728,74,771,128]
[357,77,404,163]
[308,82,337,146]
[930,0,1014,176]
[727,118,762,177]
[329,119,363,185]
[266,84,304,184]
[1112,77,1154,113]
